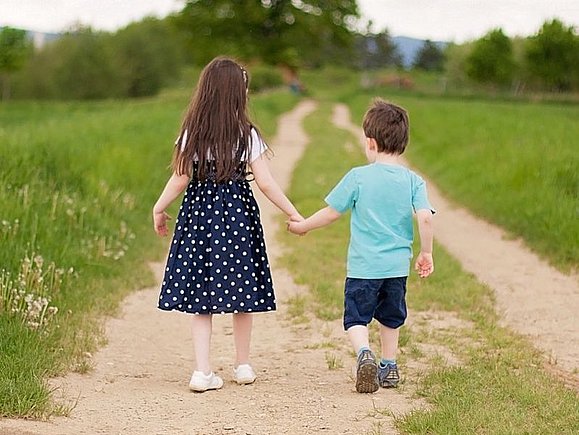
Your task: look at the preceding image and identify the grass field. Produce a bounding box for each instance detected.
[0,88,299,417]
[280,102,579,433]
[1,65,577,429]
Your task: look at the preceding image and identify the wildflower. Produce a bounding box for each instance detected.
[33,255,44,269]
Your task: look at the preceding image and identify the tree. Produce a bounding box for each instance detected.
[525,19,579,91]
[113,18,185,97]
[0,27,31,100]
[172,0,359,66]
[413,40,445,71]
[466,28,515,87]
[51,29,123,99]
[355,30,402,69]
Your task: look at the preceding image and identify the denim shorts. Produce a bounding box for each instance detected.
[343,277,407,330]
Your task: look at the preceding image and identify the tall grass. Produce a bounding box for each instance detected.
[280,102,579,433]
[0,89,299,417]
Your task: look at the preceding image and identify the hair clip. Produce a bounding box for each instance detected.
[241,68,248,86]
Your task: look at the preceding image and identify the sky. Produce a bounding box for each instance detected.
[0,0,577,43]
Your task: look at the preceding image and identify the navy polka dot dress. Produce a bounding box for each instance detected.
[158,163,275,314]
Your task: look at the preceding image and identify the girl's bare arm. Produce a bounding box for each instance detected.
[250,157,302,219]
[152,173,190,236]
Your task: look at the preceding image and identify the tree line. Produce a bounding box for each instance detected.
[0,0,577,100]
[448,19,579,92]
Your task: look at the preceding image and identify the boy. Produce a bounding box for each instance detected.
[288,99,435,393]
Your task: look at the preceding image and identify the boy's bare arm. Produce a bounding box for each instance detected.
[288,206,341,235]
[415,209,434,277]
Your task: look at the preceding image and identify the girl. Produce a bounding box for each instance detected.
[152,57,302,392]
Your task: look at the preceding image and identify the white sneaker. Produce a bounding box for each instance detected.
[233,364,256,385]
[189,371,224,392]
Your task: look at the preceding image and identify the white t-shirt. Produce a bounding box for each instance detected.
[176,128,267,162]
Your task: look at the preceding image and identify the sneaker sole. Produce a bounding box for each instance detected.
[234,377,256,385]
[356,361,379,393]
[380,379,399,388]
[189,379,224,392]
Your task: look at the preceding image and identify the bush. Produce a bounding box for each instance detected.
[11,19,185,100]
[248,64,284,92]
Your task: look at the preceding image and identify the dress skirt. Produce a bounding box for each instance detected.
[158,177,276,314]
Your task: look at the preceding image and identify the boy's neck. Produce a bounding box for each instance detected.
[374,152,402,165]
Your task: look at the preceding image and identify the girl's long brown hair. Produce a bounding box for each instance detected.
[172,57,254,182]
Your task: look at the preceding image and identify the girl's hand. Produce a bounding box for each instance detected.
[287,220,308,236]
[153,210,171,237]
[414,252,434,278]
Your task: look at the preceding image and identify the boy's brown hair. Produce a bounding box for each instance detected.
[362,99,409,155]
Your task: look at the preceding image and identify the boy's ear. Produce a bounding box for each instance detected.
[366,137,378,150]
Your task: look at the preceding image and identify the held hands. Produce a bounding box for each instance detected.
[153,209,172,237]
[287,213,307,236]
[414,251,434,278]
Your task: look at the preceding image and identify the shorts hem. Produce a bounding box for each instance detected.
[343,321,369,331]
[375,318,406,329]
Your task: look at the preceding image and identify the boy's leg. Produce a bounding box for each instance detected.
[347,324,370,354]
[374,277,407,388]
[377,325,401,387]
[191,314,213,374]
[344,278,382,393]
[232,312,253,366]
[379,324,400,361]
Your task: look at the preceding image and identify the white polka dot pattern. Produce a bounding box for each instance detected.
[158,175,276,314]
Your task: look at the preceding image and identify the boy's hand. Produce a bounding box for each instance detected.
[153,210,171,237]
[288,213,304,223]
[414,252,434,278]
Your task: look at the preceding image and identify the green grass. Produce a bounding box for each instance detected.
[0,89,299,418]
[299,67,578,271]
[351,95,578,271]
[280,102,579,434]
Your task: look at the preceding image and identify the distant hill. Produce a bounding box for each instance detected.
[393,36,448,68]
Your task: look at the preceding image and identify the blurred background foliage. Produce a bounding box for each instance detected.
[0,1,577,101]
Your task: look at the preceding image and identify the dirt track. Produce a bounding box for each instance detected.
[1,100,577,435]
[0,101,423,435]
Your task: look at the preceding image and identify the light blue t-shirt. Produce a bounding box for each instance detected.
[325,163,434,279]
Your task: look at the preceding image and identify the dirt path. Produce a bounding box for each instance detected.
[1,100,426,435]
[332,103,579,377]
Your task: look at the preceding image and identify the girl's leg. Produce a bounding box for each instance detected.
[379,324,399,361]
[191,314,213,374]
[232,313,253,366]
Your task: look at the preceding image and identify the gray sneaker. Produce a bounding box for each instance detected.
[378,363,400,388]
[355,350,379,393]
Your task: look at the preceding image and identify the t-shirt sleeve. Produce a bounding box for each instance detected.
[248,128,268,162]
[325,170,359,213]
[412,173,436,214]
